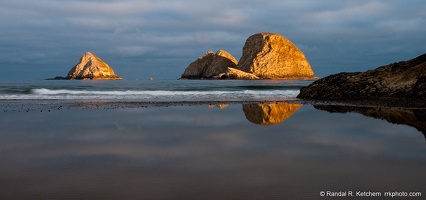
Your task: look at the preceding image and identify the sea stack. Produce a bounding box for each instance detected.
[63,52,121,80]
[180,32,315,80]
[180,50,238,79]
[236,32,314,79]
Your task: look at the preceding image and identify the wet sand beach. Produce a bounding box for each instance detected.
[0,100,425,199]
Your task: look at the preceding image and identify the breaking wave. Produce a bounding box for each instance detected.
[0,80,310,101]
[0,88,301,101]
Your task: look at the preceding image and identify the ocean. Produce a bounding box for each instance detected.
[0,79,309,101]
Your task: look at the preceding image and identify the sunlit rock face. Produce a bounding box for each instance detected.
[298,53,426,100]
[66,52,121,80]
[216,67,259,79]
[181,50,238,79]
[180,32,315,80]
[236,32,314,79]
[242,103,302,125]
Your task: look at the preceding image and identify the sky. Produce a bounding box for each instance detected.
[0,0,425,80]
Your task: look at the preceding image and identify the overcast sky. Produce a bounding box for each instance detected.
[1,0,425,80]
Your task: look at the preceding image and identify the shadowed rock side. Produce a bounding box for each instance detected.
[181,50,238,79]
[236,32,314,79]
[242,103,302,125]
[50,52,121,80]
[314,105,426,139]
[298,53,426,101]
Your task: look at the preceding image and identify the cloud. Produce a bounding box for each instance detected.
[0,0,425,79]
[115,46,154,57]
[301,1,389,25]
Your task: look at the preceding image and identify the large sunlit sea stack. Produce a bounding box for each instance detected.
[181,32,315,80]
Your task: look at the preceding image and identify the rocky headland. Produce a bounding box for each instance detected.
[49,52,121,80]
[298,53,426,107]
[181,32,315,80]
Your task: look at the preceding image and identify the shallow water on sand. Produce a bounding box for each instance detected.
[0,104,425,199]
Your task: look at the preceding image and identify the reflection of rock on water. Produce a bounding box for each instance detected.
[314,105,426,139]
[208,104,229,109]
[243,103,302,125]
[216,104,229,109]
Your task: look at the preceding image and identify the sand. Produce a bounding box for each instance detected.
[0,100,425,199]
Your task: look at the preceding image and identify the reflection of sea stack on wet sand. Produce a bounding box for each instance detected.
[243,103,302,125]
[208,104,229,109]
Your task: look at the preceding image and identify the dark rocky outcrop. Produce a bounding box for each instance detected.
[242,103,302,125]
[236,32,314,79]
[298,53,426,101]
[49,52,121,80]
[180,50,238,79]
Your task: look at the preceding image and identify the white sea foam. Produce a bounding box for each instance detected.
[0,88,300,101]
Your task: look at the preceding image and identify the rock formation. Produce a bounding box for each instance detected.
[215,68,260,79]
[180,32,315,80]
[180,50,238,79]
[242,103,302,125]
[298,53,426,101]
[50,52,121,80]
[204,50,238,78]
[236,32,314,79]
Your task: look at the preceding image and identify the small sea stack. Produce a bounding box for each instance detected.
[50,52,121,80]
[180,50,238,79]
